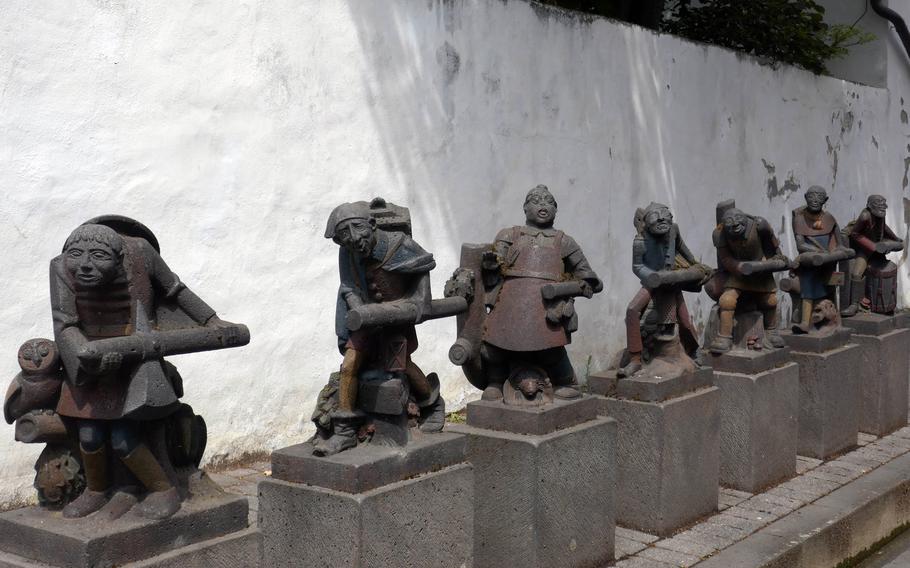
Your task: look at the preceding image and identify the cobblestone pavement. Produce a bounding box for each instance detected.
[211,429,910,567]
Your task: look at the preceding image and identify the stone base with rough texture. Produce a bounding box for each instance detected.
[259,464,472,568]
[260,433,473,568]
[843,314,910,437]
[465,396,598,435]
[449,415,616,568]
[715,362,799,493]
[601,381,720,536]
[0,479,249,568]
[783,332,861,460]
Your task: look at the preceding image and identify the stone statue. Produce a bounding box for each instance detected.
[446,185,602,406]
[4,216,249,520]
[841,194,904,316]
[312,198,463,456]
[704,200,790,354]
[617,203,712,378]
[789,186,855,333]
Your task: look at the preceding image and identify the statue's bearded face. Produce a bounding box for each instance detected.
[64,240,121,288]
[645,207,673,236]
[334,218,375,257]
[524,191,557,227]
[805,190,827,213]
[869,197,887,219]
[722,211,748,238]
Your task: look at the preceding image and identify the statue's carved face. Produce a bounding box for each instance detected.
[333,218,375,257]
[524,190,557,227]
[644,207,673,236]
[868,196,887,219]
[17,339,59,374]
[805,189,828,213]
[722,210,748,238]
[64,239,121,288]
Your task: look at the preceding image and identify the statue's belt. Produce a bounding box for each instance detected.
[502,269,561,281]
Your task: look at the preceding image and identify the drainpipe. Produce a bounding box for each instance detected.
[871,0,910,60]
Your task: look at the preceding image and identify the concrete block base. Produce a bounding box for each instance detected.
[843,314,910,436]
[261,433,473,568]
[0,481,249,568]
[601,382,720,536]
[784,333,861,460]
[715,362,799,493]
[449,414,616,568]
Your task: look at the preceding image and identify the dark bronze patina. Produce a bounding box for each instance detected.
[446,185,602,406]
[788,187,855,333]
[841,195,904,316]
[703,200,790,354]
[311,198,464,456]
[617,203,712,378]
[4,215,249,520]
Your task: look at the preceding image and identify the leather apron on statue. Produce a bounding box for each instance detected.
[483,228,569,352]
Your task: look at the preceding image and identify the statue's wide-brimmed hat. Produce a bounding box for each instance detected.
[84,214,160,252]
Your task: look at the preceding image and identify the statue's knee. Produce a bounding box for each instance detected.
[718,292,738,311]
[77,422,105,453]
[765,293,778,309]
[109,423,140,458]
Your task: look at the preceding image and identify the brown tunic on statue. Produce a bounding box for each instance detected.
[715,217,779,293]
[483,226,594,352]
[52,237,184,421]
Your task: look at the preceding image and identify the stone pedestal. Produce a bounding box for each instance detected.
[0,474,252,568]
[843,314,910,436]
[710,349,799,493]
[260,432,472,568]
[593,368,719,536]
[448,397,615,568]
[783,329,861,459]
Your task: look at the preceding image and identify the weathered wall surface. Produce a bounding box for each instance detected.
[2,0,909,505]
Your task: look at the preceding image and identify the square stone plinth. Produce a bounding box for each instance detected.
[260,433,473,568]
[708,347,792,375]
[0,487,249,568]
[465,396,598,435]
[784,334,861,460]
[715,362,799,493]
[259,464,472,568]
[449,415,616,568]
[271,431,466,493]
[602,385,720,536]
[843,317,910,437]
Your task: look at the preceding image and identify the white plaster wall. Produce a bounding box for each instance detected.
[2,0,910,505]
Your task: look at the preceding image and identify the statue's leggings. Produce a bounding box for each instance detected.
[77,419,141,458]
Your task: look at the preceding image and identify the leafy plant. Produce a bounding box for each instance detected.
[662,0,875,74]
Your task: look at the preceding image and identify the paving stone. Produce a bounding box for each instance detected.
[655,536,719,557]
[779,476,840,498]
[816,461,866,477]
[615,536,648,559]
[711,513,768,533]
[233,482,259,497]
[224,468,260,479]
[795,456,822,474]
[804,469,854,485]
[752,492,805,510]
[720,488,753,500]
[737,499,794,518]
[718,494,743,509]
[857,432,878,446]
[690,520,752,541]
[765,485,817,505]
[673,529,737,551]
[723,505,776,524]
[616,527,660,544]
[637,546,701,567]
[614,557,676,568]
[827,458,871,475]
[838,453,888,470]
[206,472,243,488]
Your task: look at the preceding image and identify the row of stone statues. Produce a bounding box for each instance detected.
[3,185,902,524]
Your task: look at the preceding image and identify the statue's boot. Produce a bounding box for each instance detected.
[122,445,181,520]
[481,382,504,401]
[313,412,360,457]
[63,446,110,519]
[618,352,642,378]
[709,335,733,354]
[414,372,445,433]
[763,308,785,349]
[840,278,865,317]
[553,377,582,400]
[792,299,814,334]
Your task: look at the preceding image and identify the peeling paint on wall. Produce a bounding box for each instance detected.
[763,159,801,201]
